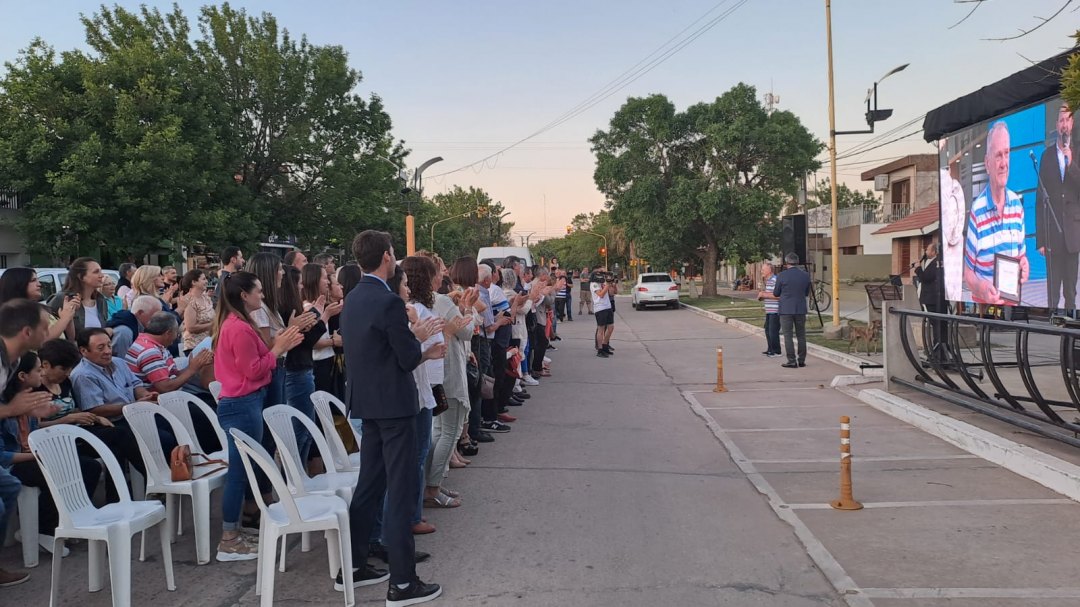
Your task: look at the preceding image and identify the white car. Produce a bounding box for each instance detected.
[632,272,680,310]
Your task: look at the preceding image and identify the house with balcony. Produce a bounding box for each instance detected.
[862,154,940,282]
[804,202,893,282]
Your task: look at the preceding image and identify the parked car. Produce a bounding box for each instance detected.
[0,267,121,302]
[632,272,680,310]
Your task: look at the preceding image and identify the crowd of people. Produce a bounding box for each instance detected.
[0,230,616,606]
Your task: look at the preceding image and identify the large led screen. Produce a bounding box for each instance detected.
[940,97,1080,309]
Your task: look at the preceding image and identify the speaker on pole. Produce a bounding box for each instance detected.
[781,215,807,265]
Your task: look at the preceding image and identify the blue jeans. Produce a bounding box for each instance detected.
[412,407,433,525]
[0,465,21,539]
[218,388,267,531]
[764,313,781,354]
[285,368,316,461]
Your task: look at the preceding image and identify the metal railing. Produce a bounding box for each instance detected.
[883,203,911,223]
[887,307,1080,446]
[0,189,22,210]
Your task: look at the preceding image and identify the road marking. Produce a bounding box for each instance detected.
[862,587,1080,599]
[750,455,978,464]
[724,427,907,433]
[788,498,1075,510]
[682,390,874,607]
[704,404,860,410]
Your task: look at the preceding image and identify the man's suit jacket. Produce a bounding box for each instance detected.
[341,275,423,420]
[1037,142,1080,254]
[913,256,943,309]
[773,266,811,315]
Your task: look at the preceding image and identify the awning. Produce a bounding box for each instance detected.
[922,48,1075,142]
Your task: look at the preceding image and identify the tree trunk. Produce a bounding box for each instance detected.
[702,241,718,296]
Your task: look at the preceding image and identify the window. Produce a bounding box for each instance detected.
[39,275,57,302]
[641,275,672,283]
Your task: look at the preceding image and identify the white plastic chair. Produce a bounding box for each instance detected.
[28,425,175,606]
[229,428,355,607]
[123,403,227,565]
[310,391,361,471]
[158,391,227,463]
[1,485,40,568]
[208,380,222,402]
[263,404,357,567]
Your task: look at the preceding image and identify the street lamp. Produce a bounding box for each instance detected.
[430,209,477,252]
[574,228,608,270]
[824,0,906,333]
[407,156,443,255]
[491,212,511,246]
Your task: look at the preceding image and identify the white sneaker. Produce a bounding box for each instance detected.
[543,356,551,364]
[521,376,539,386]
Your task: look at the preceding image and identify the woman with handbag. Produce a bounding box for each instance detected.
[212,271,303,561]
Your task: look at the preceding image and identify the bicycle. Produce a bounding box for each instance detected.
[811,279,832,313]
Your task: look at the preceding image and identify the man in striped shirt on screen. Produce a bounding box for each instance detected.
[963,121,1029,304]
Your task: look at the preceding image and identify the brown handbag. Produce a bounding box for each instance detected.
[431,384,449,416]
[170,445,227,482]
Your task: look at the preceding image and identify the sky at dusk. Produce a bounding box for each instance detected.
[1,0,1077,244]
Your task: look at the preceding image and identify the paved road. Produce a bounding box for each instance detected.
[7,298,1080,606]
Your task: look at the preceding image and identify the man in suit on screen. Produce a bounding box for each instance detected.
[1036,103,1080,311]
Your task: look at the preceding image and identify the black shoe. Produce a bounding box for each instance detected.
[762,351,772,356]
[481,420,512,433]
[798,361,806,367]
[387,578,442,607]
[602,346,614,355]
[596,349,610,358]
[781,361,799,369]
[475,431,495,443]
[513,391,531,400]
[457,442,479,456]
[335,564,390,590]
[508,397,525,407]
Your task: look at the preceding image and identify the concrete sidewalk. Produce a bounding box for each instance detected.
[632,301,1080,606]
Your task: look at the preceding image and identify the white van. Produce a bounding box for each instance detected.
[476,247,534,268]
[0,267,121,302]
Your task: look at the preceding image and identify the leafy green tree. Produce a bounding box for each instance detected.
[531,210,627,273]
[591,85,822,295]
[1061,31,1080,111]
[808,177,879,209]
[420,185,511,261]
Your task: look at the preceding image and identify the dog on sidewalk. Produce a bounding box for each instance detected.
[848,320,882,355]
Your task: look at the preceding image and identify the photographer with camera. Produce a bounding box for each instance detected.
[590,269,616,358]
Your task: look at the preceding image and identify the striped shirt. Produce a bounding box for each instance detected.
[963,186,1025,284]
[763,275,779,313]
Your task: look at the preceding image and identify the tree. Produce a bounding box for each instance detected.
[531,210,627,272]
[1062,31,1080,112]
[807,177,879,209]
[421,185,511,261]
[0,3,403,262]
[591,85,822,295]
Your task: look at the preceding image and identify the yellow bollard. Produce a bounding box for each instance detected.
[713,346,727,393]
[830,415,863,511]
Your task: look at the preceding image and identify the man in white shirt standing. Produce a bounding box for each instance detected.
[591,269,615,358]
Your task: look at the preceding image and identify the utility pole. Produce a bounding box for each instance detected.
[825,0,841,334]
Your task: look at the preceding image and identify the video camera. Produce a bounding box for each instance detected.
[590,270,616,284]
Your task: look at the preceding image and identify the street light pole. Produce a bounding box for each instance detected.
[580,229,608,269]
[409,156,443,255]
[430,209,476,252]
[825,0,841,331]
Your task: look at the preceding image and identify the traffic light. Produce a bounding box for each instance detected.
[599,247,607,257]
[566,225,572,235]
[476,206,488,218]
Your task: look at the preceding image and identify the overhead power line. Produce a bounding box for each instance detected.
[426,0,753,179]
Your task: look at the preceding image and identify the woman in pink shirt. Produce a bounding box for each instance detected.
[211,271,303,562]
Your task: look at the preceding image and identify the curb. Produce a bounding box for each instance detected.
[680,302,882,376]
[840,386,1080,503]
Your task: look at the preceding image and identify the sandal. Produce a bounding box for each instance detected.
[423,493,461,508]
[439,487,461,499]
[458,441,479,456]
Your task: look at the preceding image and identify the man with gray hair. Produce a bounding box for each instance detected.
[125,312,213,395]
[108,294,163,356]
[757,261,781,357]
[773,253,812,368]
[963,120,1028,304]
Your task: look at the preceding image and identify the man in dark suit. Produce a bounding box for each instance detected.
[1036,103,1080,311]
[913,242,947,360]
[773,253,812,368]
[340,230,445,605]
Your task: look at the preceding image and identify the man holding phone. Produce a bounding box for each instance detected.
[591,270,615,357]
